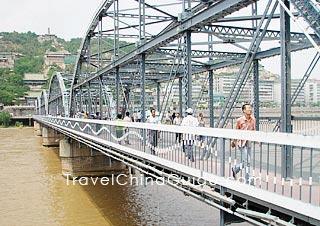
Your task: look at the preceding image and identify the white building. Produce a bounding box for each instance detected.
[305,79,320,105]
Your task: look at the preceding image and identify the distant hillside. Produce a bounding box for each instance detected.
[215,64,279,81]
[0,31,83,105]
[0,31,136,105]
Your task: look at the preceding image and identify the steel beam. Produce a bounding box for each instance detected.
[201,25,317,42]
[116,67,120,114]
[253,60,259,131]
[73,0,258,90]
[141,54,146,122]
[183,30,192,109]
[280,0,292,179]
[209,70,214,128]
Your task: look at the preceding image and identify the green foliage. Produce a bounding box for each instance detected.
[0,90,15,105]
[0,31,50,56]
[15,121,23,127]
[0,31,135,105]
[0,68,30,105]
[65,63,75,73]
[41,65,63,89]
[49,46,57,52]
[0,111,11,127]
[47,65,63,78]
[14,56,44,75]
[64,38,82,54]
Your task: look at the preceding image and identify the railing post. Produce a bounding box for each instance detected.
[219,137,226,226]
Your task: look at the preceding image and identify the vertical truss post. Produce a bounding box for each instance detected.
[122,88,130,117]
[280,0,292,179]
[58,98,61,115]
[182,0,191,11]
[157,82,160,112]
[56,99,58,115]
[208,33,214,128]
[141,53,146,153]
[179,77,183,116]
[252,1,258,28]
[116,67,120,114]
[209,70,214,128]
[98,16,102,69]
[99,75,103,119]
[183,30,192,109]
[87,82,93,117]
[86,39,91,78]
[139,0,146,40]
[79,87,83,112]
[141,53,146,122]
[253,60,259,131]
[114,0,119,60]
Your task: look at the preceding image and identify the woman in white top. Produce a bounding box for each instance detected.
[173,112,182,143]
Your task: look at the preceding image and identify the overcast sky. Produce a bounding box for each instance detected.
[0,0,319,78]
[0,0,102,40]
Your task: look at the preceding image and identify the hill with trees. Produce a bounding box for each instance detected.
[0,32,83,105]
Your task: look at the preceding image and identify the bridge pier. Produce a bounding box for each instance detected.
[34,121,42,136]
[59,138,127,178]
[42,127,62,146]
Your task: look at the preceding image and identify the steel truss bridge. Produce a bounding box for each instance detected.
[34,0,320,225]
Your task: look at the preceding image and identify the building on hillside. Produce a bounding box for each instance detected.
[44,50,71,70]
[24,91,42,106]
[23,73,48,106]
[23,73,48,91]
[0,52,23,69]
[37,34,57,43]
[37,28,57,43]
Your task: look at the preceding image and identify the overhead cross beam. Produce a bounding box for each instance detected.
[73,0,259,90]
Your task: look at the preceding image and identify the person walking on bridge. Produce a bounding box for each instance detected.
[181,108,199,162]
[115,113,123,144]
[231,104,256,184]
[147,108,160,155]
[123,111,131,144]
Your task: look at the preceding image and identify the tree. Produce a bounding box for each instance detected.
[14,56,44,75]
[0,111,11,127]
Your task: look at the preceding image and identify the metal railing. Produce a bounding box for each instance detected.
[35,115,320,209]
[210,116,320,136]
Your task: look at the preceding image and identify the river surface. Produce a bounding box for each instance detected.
[0,127,248,226]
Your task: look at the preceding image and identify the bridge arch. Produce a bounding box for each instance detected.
[39,90,48,116]
[69,1,115,119]
[47,72,72,117]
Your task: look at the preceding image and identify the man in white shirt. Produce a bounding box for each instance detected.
[136,110,142,122]
[123,111,131,144]
[147,108,160,155]
[181,108,199,162]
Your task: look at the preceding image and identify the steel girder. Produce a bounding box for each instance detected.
[155,48,245,59]
[291,0,320,39]
[201,25,318,42]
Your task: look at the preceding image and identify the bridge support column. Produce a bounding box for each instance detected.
[34,121,42,136]
[59,138,127,178]
[42,127,62,146]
